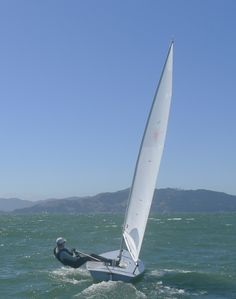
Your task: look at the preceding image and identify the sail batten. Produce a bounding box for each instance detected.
[122,42,173,263]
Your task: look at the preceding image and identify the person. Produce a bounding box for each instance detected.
[53,237,114,268]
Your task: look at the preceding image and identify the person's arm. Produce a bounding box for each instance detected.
[60,250,79,262]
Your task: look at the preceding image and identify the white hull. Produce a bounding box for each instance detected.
[86,250,144,282]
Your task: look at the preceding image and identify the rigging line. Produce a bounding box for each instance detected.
[118,238,124,261]
[132,264,138,275]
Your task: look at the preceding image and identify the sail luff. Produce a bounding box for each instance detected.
[121,42,173,262]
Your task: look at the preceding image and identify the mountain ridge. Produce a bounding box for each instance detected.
[1,188,236,213]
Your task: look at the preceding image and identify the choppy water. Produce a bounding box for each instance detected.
[0,213,235,298]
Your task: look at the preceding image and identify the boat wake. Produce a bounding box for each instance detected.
[73,280,147,299]
[50,266,90,285]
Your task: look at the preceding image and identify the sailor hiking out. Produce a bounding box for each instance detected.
[53,237,114,268]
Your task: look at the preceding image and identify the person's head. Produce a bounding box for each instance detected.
[56,237,66,249]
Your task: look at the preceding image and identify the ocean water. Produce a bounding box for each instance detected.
[0,213,235,299]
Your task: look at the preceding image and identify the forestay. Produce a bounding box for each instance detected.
[122,43,173,263]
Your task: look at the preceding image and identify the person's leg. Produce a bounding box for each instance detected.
[73,256,91,268]
[72,254,114,268]
[90,253,113,264]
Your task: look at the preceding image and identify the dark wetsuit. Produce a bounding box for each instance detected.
[53,247,112,268]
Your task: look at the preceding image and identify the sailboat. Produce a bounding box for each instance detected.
[87,42,173,282]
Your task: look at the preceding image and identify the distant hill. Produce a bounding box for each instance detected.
[0,198,34,212]
[151,189,236,213]
[9,188,236,214]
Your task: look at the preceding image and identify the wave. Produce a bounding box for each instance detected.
[74,281,147,299]
[148,268,236,297]
[149,268,192,278]
[51,266,90,276]
[150,281,188,298]
[50,266,91,285]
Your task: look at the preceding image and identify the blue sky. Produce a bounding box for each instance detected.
[0,1,235,200]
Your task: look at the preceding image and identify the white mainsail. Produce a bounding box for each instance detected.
[87,42,173,282]
[122,42,173,263]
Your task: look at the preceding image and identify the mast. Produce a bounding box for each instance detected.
[119,42,174,262]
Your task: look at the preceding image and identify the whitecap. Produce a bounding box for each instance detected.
[104,224,118,228]
[163,268,192,274]
[61,277,88,285]
[159,285,186,296]
[150,268,192,277]
[150,280,187,298]
[74,280,147,299]
[50,266,91,285]
[149,269,166,277]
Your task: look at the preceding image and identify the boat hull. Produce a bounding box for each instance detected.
[86,249,144,282]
